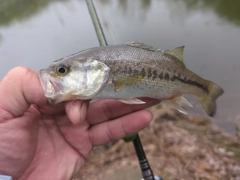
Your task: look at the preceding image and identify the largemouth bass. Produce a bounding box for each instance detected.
[39,42,223,116]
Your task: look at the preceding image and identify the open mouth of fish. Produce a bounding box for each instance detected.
[38,69,62,99]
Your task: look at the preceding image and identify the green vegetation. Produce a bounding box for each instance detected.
[0,0,69,26]
[176,0,240,26]
[1,0,239,27]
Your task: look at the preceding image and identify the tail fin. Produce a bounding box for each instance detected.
[201,83,224,117]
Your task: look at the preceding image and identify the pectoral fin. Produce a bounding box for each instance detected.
[113,75,145,91]
[118,98,146,104]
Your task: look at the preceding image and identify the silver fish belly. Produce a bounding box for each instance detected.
[39,42,224,116]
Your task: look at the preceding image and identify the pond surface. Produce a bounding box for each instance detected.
[0,0,239,133]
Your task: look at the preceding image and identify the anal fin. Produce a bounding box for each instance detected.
[175,96,193,107]
[161,96,193,115]
[161,100,188,115]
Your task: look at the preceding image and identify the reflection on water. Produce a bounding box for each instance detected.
[118,0,152,12]
[0,0,69,26]
[1,0,239,27]
[0,0,239,133]
[174,0,240,26]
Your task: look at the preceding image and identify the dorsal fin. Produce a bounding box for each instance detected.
[125,41,160,52]
[165,46,185,62]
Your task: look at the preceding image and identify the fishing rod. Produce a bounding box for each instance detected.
[134,135,162,180]
[85,0,107,46]
[85,0,162,179]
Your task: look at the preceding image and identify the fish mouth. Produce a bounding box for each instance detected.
[38,69,62,99]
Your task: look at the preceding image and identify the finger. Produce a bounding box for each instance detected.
[0,67,48,120]
[87,98,160,125]
[65,100,89,125]
[88,110,152,146]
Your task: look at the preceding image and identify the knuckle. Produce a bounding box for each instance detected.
[6,66,34,81]
[102,101,114,120]
[9,66,32,75]
[106,122,115,141]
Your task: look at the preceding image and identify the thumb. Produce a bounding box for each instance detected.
[0,67,48,120]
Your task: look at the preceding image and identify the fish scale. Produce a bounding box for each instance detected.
[39,42,223,117]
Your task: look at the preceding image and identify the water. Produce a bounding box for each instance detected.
[0,0,239,133]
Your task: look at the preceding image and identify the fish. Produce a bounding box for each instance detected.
[38,42,224,117]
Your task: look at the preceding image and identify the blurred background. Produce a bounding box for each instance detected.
[1,0,240,179]
[0,0,239,133]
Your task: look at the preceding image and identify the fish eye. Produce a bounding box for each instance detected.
[56,66,68,75]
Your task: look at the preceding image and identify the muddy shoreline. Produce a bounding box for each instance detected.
[74,107,240,180]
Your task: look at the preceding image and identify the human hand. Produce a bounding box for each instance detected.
[0,67,160,180]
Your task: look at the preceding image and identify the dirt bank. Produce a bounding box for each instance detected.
[74,106,240,180]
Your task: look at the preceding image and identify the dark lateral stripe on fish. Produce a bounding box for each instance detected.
[147,68,152,78]
[123,66,208,93]
[153,70,157,80]
[155,72,209,93]
[170,75,209,93]
[141,68,146,77]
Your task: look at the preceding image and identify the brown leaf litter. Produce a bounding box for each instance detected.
[74,106,240,180]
